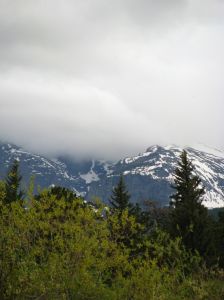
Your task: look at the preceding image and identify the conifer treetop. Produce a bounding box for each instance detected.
[110,175,131,211]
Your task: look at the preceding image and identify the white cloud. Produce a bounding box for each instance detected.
[0,0,223,159]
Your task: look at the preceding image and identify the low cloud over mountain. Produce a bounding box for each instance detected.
[0,0,223,159]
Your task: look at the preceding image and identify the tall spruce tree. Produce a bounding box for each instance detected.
[110,175,131,212]
[5,160,24,204]
[170,150,213,259]
[170,150,205,207]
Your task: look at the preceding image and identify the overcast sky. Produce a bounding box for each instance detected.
[0,0,223,160]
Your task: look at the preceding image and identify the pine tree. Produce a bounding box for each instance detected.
[109,176,151,229]
[170,150,205,207]
[4,160,24,204]
[170,150,213,259]
[110,175,131,212]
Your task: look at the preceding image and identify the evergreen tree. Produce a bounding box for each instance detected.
[169,150,213,259]
[109,176,152,231]
[4,160,24,204]
[110,175,131,212]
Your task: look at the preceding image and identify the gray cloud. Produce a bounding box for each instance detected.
[0,0,223,159]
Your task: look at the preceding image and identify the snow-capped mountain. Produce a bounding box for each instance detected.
[87,145,224,208]
[0,142,223,208]
[0,142,113,196]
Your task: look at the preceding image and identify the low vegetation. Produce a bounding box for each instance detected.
[0,152,223,299]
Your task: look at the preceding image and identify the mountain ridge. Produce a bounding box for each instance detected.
[0,142,223,208]
[87,144,224,208]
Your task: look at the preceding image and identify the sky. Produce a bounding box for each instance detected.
[0,0,223,160]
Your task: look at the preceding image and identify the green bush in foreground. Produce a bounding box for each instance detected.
[0,186,223,300]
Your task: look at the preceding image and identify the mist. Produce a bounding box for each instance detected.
[0,0,223,159]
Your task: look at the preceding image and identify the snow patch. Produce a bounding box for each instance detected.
[80,160,100,184]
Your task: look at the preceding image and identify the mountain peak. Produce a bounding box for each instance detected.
[0,141,223,209]
[89,144,224,209]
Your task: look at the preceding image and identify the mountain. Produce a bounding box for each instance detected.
[0,142,113,196]
[0,142,224,208]
[87,145,224,208]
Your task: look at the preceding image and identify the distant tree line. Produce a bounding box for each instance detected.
[0,152,223,299]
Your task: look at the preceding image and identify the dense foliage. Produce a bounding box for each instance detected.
[0,153,224,299]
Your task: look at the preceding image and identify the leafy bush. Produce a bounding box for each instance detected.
[0,185,223,299]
